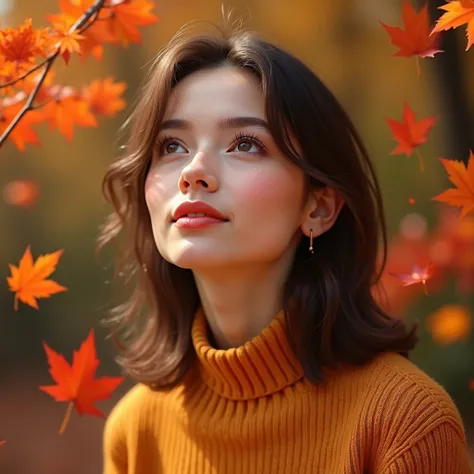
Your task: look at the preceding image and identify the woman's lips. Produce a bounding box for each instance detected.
[173,216,229,229]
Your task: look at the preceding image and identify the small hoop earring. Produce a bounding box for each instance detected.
[309,229,314,254]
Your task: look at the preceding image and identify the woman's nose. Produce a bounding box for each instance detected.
[178,151,219,192]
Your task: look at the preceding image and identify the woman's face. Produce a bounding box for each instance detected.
[145,65,309,272]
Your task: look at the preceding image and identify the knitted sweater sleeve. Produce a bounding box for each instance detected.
[380,420,472,473]
[103,398,128,474]
[371,359,473,474]
[102,385,139,474]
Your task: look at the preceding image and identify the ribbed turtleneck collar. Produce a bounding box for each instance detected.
[191,307,304,401]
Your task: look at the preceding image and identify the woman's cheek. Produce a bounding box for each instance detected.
[239,168,296,210]
[144,170,165,211]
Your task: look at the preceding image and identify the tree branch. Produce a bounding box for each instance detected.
[0,56,54,90]
[0,0,106,149]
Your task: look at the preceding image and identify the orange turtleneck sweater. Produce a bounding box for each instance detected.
[103,308,472,473]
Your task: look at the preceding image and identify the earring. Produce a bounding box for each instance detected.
[309,229,314,254]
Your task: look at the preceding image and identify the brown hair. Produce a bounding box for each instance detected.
[97,15,418,389]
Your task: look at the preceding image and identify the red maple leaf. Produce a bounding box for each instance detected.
[381,0,443,75]
[39,329,124,433]
[385,102,437,172]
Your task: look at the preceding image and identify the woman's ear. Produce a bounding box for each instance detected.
[301,187,345,238]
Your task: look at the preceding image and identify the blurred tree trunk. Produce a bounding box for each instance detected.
[428,0,473,164]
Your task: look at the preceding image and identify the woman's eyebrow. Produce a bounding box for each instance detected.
[158,116,270,132]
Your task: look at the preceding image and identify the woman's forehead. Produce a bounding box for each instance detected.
[162,66,265,122]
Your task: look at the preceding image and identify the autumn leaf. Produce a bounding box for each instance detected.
[432,151,474,219]
[82,77,126,116]
[6,245,67,311]
[50,17,85,64]
[380,0,443,76]
[388,262,435,295]
[0,19,48,74]
[426,305,472,345]
[39,329,125,434]
[42,87,98,140]
[431,0,474,51]
[105,0,158,46]
[385,102,437,171]
[0,96,43,151]
[47,5,115,61]
[0,440,5,448]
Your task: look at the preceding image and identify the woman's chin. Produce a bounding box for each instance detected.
[167,248,229,270]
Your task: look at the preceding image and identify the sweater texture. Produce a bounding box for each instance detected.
[103,307,472,473]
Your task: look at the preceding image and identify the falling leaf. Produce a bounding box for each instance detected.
[82,77,126,117]
[380,0,443,75]
[389,262,435,295]
[3,179,39,207]
[426,305,472,345]
[431,0,474,51]
[432,151,474,219]
[408,197,416,205]
[385,102,437,171]
[39,329,125,434]
[0,440,5,448]
[6,245,67,311]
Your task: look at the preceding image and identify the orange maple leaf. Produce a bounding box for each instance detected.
[82,77,126,116]
[431,0,474,51]
[105,0,158,46]
[385,102,437,172]
[388,262,435,295]
[0,18,48,73]
[42,87,98,140]
[50,17,85,64]
[6,245,67,311]
[432,151,474,219]
[39,329,125,434]
[380,0,443,76]
[0,96,43,151]
[47,0,119,59]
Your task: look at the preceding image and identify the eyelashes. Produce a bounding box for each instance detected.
[155,131,268,156]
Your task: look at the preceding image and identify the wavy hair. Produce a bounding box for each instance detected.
[97,14,418,389]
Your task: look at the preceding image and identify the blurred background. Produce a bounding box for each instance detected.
[0,0,473,472]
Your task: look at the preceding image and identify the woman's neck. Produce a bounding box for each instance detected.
[193,258,292,349]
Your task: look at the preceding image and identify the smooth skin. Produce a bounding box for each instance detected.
[145,65,344,349]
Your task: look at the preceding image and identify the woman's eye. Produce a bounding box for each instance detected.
[163,141,185,154]
[234,140,257,153]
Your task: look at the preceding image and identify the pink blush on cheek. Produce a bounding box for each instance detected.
[240,170,288,201]
[144,172,165,207]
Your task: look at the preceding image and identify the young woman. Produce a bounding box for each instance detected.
[99,17,472,474]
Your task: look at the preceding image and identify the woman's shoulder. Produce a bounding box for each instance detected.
[104,383,164,437]
[346,351,467,440]
[365,352,460,405]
